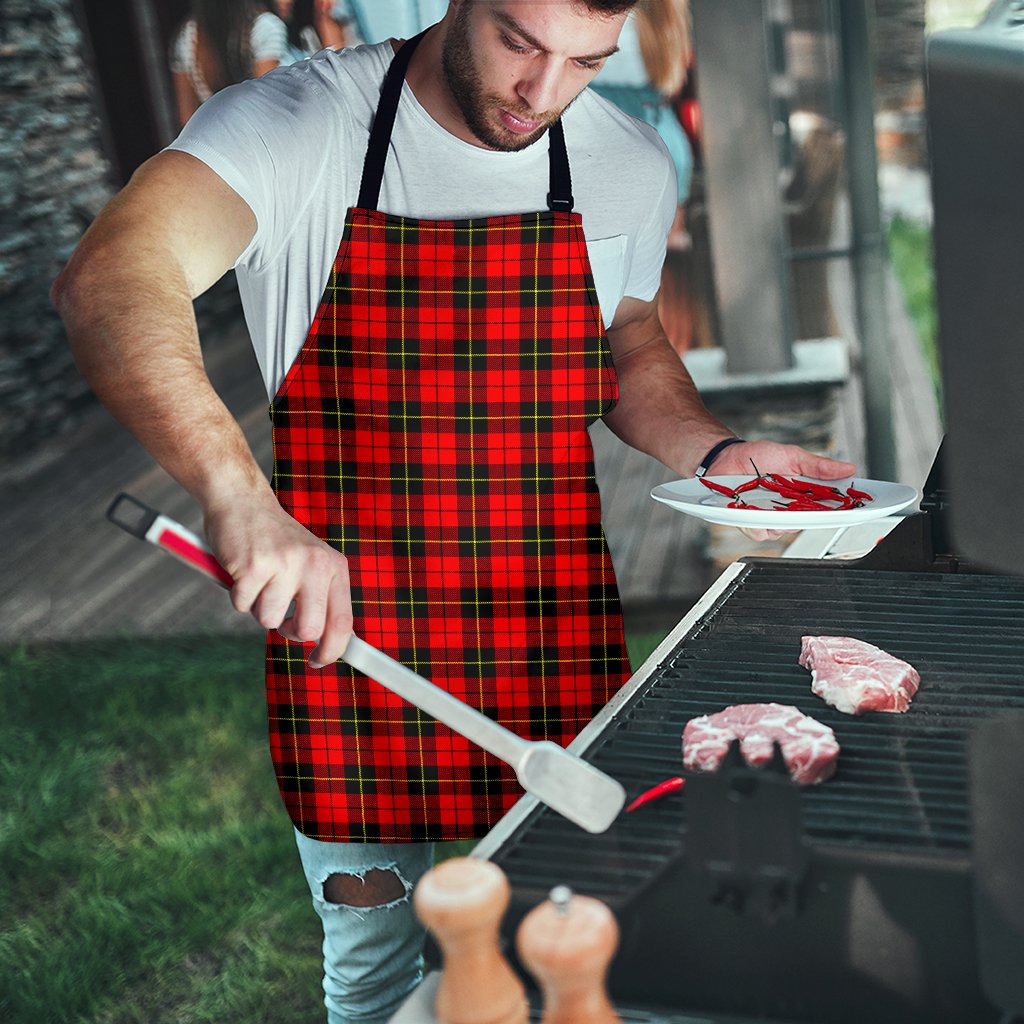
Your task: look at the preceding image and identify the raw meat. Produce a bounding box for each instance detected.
[799,635,920,716]
[682,703,839,785]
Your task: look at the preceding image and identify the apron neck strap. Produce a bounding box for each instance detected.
[357,29,574,214]
[546,119,573,213]
[357,30,426,211]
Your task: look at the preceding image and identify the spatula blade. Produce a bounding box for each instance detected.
[516,741,625,834]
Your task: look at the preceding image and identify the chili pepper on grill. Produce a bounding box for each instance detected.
[625,776,685,813]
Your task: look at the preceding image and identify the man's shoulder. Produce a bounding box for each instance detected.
[178,38,392,148]
[262,38,392,105]
[567,89,675,185]
[570,88,671,162]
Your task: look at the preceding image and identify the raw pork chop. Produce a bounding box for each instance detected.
[682,703,839,785]
[799,635,920,716]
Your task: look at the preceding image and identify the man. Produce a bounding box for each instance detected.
[52,2,854,1020]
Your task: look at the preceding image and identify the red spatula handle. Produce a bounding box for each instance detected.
[106,492,234,589]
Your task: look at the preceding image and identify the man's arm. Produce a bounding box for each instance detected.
[603,294,856,480]
[51,150,352,665]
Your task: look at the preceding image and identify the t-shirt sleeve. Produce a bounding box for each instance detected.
[165,65,343,272]
[623,133,678,302]
[251,12,289,63]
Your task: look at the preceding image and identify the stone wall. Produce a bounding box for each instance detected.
[0,0,116,464]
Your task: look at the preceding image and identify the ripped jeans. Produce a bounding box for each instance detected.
[294,829,435,1024]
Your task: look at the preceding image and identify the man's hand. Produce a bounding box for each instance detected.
[204,496,353,668]
[707,440,858,542]
[708,439,855,482]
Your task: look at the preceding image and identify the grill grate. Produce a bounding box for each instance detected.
[491,563,1024,904]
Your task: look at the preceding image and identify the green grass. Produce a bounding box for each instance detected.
[887,215,941,404]
[1,637,322,1024]
[1,630,666,1023]
[626,631,669,670]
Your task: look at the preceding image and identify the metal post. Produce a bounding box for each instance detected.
[691,0,795,374]
[837,0,898,480]
[129,0,178,149]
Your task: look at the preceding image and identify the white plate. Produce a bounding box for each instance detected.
[650,476,920,530]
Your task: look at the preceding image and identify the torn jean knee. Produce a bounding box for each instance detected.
[322,867,409,912]
[294,829,435,1024]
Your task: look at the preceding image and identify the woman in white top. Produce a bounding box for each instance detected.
[171,0,289,126]
[275,0,349,64]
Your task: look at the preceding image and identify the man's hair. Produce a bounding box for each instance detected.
[580,0,640,13]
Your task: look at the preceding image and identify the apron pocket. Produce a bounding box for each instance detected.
[585,234,628,329]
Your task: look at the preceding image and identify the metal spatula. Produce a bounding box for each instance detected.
[106,493,626,834]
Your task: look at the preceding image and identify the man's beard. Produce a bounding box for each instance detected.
[441,3,559,151]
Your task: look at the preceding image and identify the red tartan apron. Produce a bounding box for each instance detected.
[266,31,630,842]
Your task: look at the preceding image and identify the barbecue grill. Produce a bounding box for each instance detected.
[396,7,1024,1022]
[471,448,1024,1023]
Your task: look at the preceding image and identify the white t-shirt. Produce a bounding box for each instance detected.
[168,40,677,398]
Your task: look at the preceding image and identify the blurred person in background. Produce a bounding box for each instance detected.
[334,0,449,45]
[171,0,289,126]
[276,0,351,62]
[592,0,693,232]
[592,0,695,347]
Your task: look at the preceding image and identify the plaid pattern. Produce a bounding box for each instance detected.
[267,208,630,842]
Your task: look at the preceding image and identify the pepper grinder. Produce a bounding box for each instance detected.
[413,856,528,1024]
[516,885,621,1024]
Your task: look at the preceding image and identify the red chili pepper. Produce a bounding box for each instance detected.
[768,473,812,493]
[625,776,685,813]
[758,477,799,496]
[846,486,873,502]
[699,477,738,498]
[734,477,762,494]
[772,473,849,500]
[781,497,835,511]
[762,479,825,502]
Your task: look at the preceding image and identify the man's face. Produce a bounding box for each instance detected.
[441,1,626,151]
